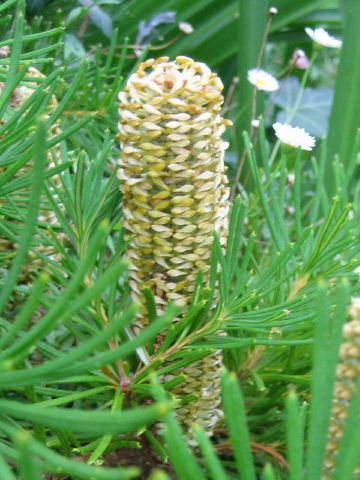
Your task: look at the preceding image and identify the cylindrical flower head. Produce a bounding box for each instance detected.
[0,66,62,282]
[323,298,360,479]
[118,56,230,309]
[118,56,231,435]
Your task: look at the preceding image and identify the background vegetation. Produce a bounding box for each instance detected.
[0,0,360,478]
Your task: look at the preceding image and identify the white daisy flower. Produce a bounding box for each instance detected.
[273,122,315,151]
[305,27,342,48]
[247,68,279,91]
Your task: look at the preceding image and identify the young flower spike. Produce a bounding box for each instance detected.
[323,298,360,479]
[118,56,231,436]
[0,65,62,281]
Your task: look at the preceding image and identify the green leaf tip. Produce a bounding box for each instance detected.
[287,389,298,400]
[99,218,110,229]
[149,470,170,480]
[39,272,50,283]
[317,279,327,289]
[13,429,31,445]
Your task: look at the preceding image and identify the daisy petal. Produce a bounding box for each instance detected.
[305,27,342,48]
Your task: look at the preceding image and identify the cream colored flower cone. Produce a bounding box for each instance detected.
[118,56,231,436]
[323,298,360,479]
[0,65,62,282]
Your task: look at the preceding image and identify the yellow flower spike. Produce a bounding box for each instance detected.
[118,56,231,439]
[323,297,360,479]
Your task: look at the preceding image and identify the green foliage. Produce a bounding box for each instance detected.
[0,0,360,479]
[326,0,360,192]
[237,0,268,142]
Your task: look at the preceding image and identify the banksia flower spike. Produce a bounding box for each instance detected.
[0,65,62,281]
[323,297,360,479]
[118,56,231,436]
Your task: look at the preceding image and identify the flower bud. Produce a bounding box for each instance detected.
[292,48,309,70]
[178,22,194,34]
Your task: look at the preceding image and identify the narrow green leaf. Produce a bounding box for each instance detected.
[194,426,228,480]
[305,280,350,480]
[0,398,173,435]
[75,151,86,240]
[36,386,113,408]
[230,231,256,299]
[221,369,256,480]
[262,463,276,480]
[344,129,360,191]
[0,162,71,196]
[286,391,304,480]
[46,114,93,147]
[88,389,123,464]
[244,131,283,251]
[213,231,229,302]
[144,430,168,463]
[0,455,17,480]
[0,28,65,47]
[46,62,87,126]
[151,375,205,480]
[237,0,268,136]
[14,431,41,480]
[163,413,205,480]
[20,43,63,59]
[0,0,18,13]
[0,1,24,118]
[305,196,339,271]
[326,0,360,193]
[294,149,303,241]
[225,196,246,283]
[143,287,158,323]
